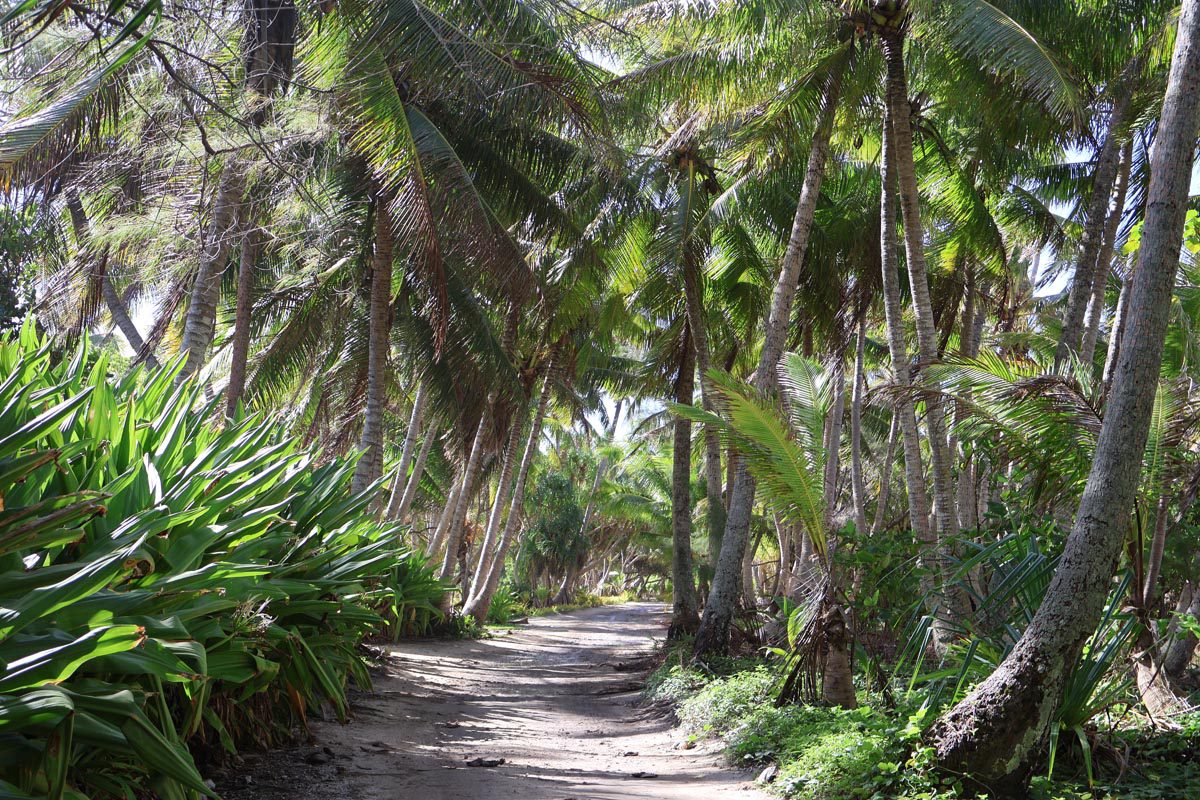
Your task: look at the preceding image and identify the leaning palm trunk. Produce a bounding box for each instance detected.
[65,193,159,370]
[1054,62,1138,368]
[103,279,157,369]
[394,420,438,523]
[465,408,525,605]
[464,367,555,622]
[384,382,429,518]
[1165,573,1200,676]
[881,33,958,554]
[426,470,462,558]
[880,108,943,644]
[179,164,247,383]
[351,198,394,495]
[693,58,844,658]
[225,224,260,417]
[439,409,490,581]
[931,6,1200,788]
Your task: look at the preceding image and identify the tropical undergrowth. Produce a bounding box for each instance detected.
[484,581,629,625]
[646,640,1200,800]
[0,325,445,799]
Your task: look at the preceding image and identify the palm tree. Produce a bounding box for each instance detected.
[351,192,395,494]
[930,4,1200,789]
[668,330,701,636]
[694,57,846,657]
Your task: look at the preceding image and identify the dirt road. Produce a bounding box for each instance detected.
[219,602,769,799]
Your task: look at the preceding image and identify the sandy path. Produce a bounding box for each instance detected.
[218,602,769,799]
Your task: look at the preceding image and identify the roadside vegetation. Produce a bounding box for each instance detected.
[5,0,1200,797]
[646,644,1200,800]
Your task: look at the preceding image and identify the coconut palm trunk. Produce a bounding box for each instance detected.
[179,164,247,383]
[1101,268,1131,399]
[1054,62,1139,368]
[871,415,900,536]
[384,382,429,518]
[394,420,438,523]
[466,406,525,604]
[426,469,462,557]
[225,224,260,417]
[1080,141,1133,368]
[578,400,623,540]
[850,316,869,536]
[823,354,846,532]
[930,5,1200,788]
[1165,571,1200,676]
[464,365,555,622]
[439,408,490,581]
[880,32,958,551]
[351,197,394,495]
[954,265,985,531]
[682,239,727,565]
[879,108,941,630]
[669,336,701,636]
[693,58,844,658]
[64,193,160,370]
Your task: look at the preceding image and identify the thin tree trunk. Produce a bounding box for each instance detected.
[693,58,844,658]
[742,527,759,607]
[1055,60,1139,368]
[1143,494,1171,609]
[1165,576,1200,676]
[669,336,700,636]
[464,366,555,622]
[1080,141,1133,368]
[682,237,727,569]
[871,415,900,536]
[425,466,461,558]
[850,316,869,536]
[955,264,984,531]
[879,106,942,641]
[395,421,437,523]
[351,197,394,495]
[385,382,429,518]
[65,193,159,370]
[881,33,958,552]
[1101,269,1131,401]
[439,409,490,581]
[824,353,846,532]
[579,401,623,538]
[225,223,260,417]
[774,514,794,598]
[179,164,246,383]
[931,6,1200,787]
[466,405,525,604]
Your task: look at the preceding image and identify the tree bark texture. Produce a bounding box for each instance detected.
[929,7,1200,790]
[351,197,395,495]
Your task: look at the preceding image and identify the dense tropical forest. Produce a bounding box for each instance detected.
[4,0,1200,797]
